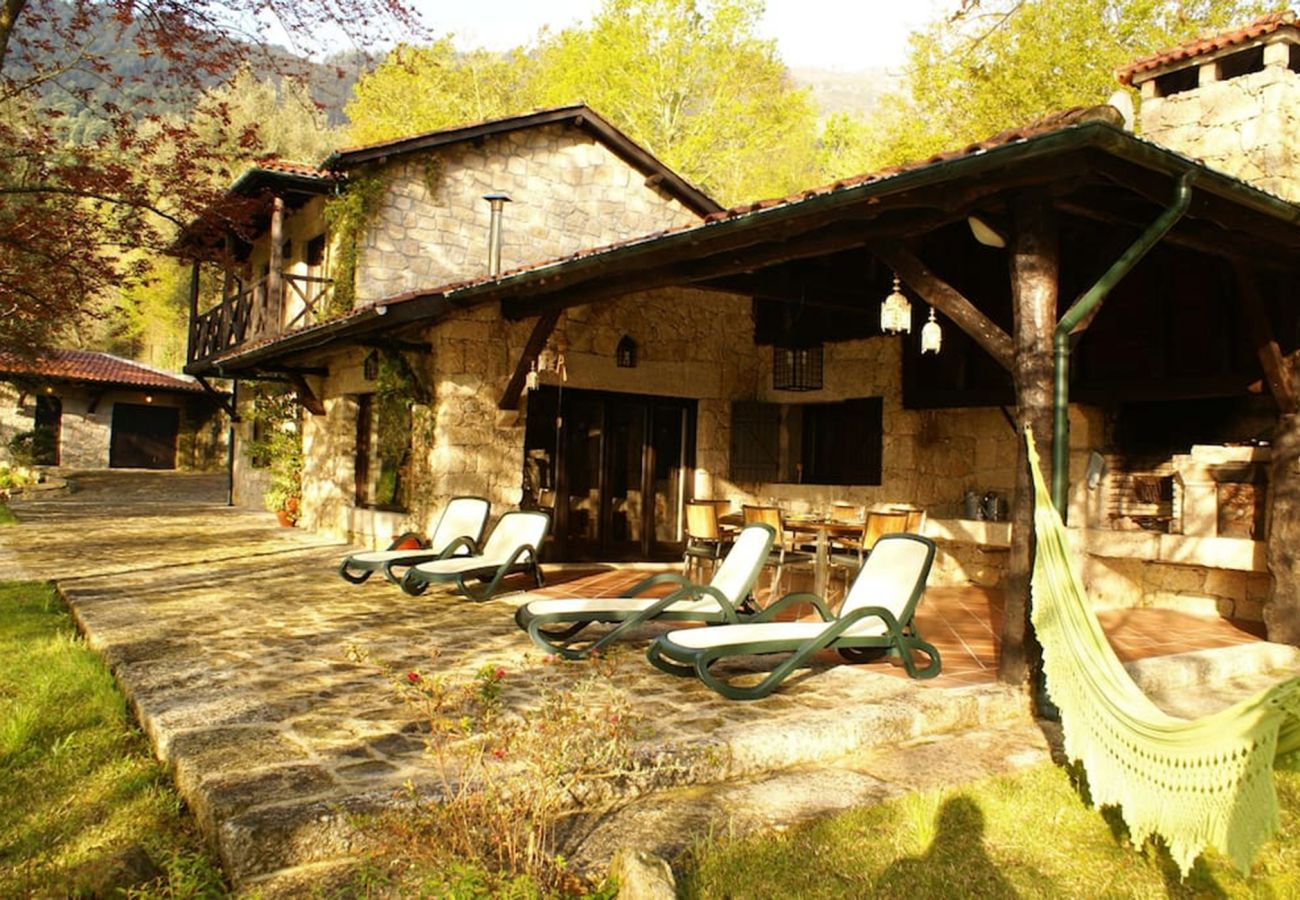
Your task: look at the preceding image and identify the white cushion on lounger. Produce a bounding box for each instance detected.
[666,618,889,650]
[346,549,435,565]
[522,595,724,617]
[410,511,549,576]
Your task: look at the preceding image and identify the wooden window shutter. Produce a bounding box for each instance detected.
[730,401,780,482]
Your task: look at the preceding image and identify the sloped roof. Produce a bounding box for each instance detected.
[354,106,1129,304]
[1117,10,1299,85]
[323,104,721,217]
[188,104,1300,376]
[0,350,205,392]
[227,158,340,197]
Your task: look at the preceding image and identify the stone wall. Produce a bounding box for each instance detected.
[1138,40,1300,201]
[353,124,702,304]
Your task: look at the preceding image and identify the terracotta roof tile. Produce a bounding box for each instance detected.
[0,349,205,392]
[252,158,334,179]
[1117,11,1298,85]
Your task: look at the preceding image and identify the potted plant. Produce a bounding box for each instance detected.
[246,385,304,526]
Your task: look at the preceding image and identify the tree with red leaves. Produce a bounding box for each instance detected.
[0,0,421,354]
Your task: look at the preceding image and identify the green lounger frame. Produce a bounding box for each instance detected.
[399,509,551,601]
[515,524,776,659]
[647,533,941,700]
[337,496,490,585]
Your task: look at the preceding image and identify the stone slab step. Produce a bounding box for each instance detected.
[1126,642,1300,718]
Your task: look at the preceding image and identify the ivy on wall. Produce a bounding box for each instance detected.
[323,169,389,317]
[372,348,431,509]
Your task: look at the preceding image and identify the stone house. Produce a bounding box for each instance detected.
[0,349,226,470]
[182,16,1300,673]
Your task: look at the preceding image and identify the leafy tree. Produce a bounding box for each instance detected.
[346,0,822,206]
[0,0,420,356]
[532,0,819,205]
[834,0,1272,172]
[345,38,539,146]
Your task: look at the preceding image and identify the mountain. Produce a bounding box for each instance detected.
[789,65,902,121]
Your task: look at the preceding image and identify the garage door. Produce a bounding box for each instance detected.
[109,403,180,469]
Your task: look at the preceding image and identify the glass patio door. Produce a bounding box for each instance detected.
[524,387,694,561]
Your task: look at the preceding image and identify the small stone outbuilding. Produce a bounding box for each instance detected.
[0,349,227,470]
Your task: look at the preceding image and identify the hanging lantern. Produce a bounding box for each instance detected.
[921,307,943,354]
[773,344,823,392]
[880,275,912,335]
[616,335,637,368]
[524,360,539,392]
[363,350,380,381]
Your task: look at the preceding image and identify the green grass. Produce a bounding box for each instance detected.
[0,581,227,897]
[680,763,1300,898]
[0,503,16,526]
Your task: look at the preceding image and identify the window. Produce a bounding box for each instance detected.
[306,234,326,268]
[1153,66,1198,98]
[355,393,409,509]
[729,398,883,486]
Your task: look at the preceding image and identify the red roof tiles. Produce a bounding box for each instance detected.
[251,158,334,179]
[0,350,205,392]
[1117,10,1298,85]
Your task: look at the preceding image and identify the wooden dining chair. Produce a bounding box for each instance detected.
[743,504,813,599]
[829,509,910,586]
[684,500,728,579]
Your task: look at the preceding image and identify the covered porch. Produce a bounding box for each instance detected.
[186,112,1300,680]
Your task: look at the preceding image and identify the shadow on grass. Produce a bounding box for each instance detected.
[874,796,1020,898]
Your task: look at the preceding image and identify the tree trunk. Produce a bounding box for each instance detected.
[0,0,27,74]
[1001,191,1058,684]
[1265,399,1300,645]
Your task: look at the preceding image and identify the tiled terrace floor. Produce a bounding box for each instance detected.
[534,566,1270,687]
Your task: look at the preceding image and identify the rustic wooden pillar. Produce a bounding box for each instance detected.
[219,234,236,348]
[1001,190,1058,684]
[1264,355,1300,645]
[267,195,286,333]
[186,259,200,364]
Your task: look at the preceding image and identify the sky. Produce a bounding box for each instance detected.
[406,0,954,71]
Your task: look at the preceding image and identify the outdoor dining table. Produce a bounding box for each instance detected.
[718,510,864,599]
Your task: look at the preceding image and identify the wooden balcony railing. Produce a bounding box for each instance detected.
[188,272,334,366]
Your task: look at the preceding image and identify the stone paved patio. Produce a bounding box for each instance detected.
[2,472,1042,891]
[7,472,1292,895]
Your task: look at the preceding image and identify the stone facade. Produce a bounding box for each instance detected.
[352,124,701,304]
[1136,39,1300,201]
[0,381,225,471]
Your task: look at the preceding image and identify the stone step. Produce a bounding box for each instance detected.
[1126,641,1300,718]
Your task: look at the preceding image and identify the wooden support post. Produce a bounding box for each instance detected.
[1001,190,1058,685]
[219,234,236,349]
[186,259,201,364]
[872,241,1015,371]
[1236,263,1298,415]
[499,310,562,410]
[1264,370,1300,646]
[267,196,285,335]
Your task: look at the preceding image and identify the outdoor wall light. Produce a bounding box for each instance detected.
[616,335,637,368]
[921,307,943,355]
[773,344,823,392]
[880,274,912,334]
[363,350,379,381]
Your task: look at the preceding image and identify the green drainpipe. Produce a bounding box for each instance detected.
[1050,171,1196,515]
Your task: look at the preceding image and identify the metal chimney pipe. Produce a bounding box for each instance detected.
[483,192,512,276]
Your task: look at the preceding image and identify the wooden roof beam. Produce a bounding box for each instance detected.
[1235,262,1298,414]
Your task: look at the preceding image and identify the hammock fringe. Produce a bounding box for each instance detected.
[1027,428,1300,876]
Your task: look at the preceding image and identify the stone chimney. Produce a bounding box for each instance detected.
[1118,11,1300,201]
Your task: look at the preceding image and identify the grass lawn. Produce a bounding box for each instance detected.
[681,762,1300,898]
[0,581,226,897]
[0,503,16,526]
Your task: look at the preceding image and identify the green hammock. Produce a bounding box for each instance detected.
[1026,429,1300,875]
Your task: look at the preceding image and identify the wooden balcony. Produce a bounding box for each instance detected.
[188,272,334,366]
